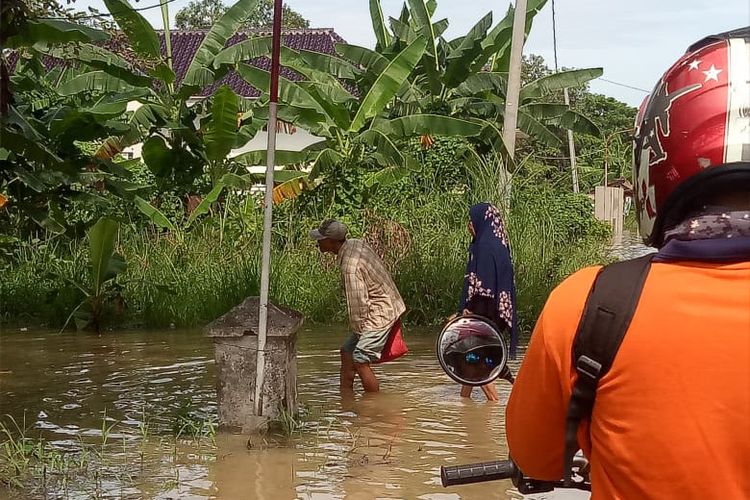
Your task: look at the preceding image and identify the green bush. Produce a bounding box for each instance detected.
[0,161,610,333]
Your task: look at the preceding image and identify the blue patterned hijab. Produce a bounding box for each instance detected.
[458,203,519,359]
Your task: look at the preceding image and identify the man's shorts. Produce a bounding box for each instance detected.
[341,326,392,364]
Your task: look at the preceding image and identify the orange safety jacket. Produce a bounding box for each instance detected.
[506,261,750,499]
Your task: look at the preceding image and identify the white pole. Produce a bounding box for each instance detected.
[254,0,283,419]
[564,88,579,193]
[551,0,579,193]
[501,0,528,161]
[254,102,277,418]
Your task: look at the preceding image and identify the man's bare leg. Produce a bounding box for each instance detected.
[340,350,356,394]
[354,362,380,392]
[460,385,473,398]
[480,383,499,401]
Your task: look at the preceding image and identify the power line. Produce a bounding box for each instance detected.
[597,78,651,94]
[39,0,181,20]
[550,0,650,97]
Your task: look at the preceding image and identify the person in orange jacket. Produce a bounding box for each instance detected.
[505,27,750,500]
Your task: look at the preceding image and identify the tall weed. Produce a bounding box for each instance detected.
[1,164,609,332]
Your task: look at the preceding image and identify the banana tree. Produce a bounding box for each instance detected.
[1,30,144,234]
[62,217,127,333]
[226,36,509,210]
[361,0,602,149]
[44,0,268,225]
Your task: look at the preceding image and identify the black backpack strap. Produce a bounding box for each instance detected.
[563,253,655,485]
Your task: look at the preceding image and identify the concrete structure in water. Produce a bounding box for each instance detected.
[205,297,303,433]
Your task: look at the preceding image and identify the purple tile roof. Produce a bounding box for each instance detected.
[163,28,346,97]
[8,28,346,98]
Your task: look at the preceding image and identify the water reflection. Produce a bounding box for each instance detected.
[0,327,529,498]
[609,230,656,260]
[0,229,661,498]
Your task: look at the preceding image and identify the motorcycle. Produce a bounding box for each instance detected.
[435,315,591,494]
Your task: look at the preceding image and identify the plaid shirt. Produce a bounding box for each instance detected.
[337,239,406,333]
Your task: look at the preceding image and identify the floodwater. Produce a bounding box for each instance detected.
[0,234,648,499]
[608,230,655,260]
[0,326,561,500]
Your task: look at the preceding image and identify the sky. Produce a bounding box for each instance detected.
[74,0,749,106]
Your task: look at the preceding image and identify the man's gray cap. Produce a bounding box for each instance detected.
[309,219,348,241]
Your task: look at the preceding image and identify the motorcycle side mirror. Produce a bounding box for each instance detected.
[436,315,509,386]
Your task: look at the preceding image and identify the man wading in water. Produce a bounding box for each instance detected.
[311,219,405,394]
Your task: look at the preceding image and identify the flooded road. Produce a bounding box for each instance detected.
[608,230,655,260]
[0,326,535,499]
[0,231,651,499]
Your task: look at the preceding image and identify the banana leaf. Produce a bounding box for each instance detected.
[520,68,604,102]
[298,50,360,80]
[182,0,262,89]
[95,103,168,160]
[204,85,239,162]
[473,0,548,73]
[408,0,441,95]
[554,110,602,137]
[335,43,389,76]
[41,44,152,88]
[134,196,176,231]
[309,148,344,179]
[104,0,160,60]
[187,183,224,226]
[212,37,273,68]
[520,103,569,119]
[443,12,493,88]
[6,19,109,48]
[370,0,392,50]
[88,217,124,293]
[456,72,507,97]
[518,111,562,147]
[390,17,416,43]
[349,36,427,132]
[372,114,483,138]
[57,71,135,96]
[236,64,331,122]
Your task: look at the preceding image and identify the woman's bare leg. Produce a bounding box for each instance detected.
[480,383,499,401]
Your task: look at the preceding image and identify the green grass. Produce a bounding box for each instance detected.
[0,164,609,332]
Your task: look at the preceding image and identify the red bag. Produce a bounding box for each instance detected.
[376,319,408,363]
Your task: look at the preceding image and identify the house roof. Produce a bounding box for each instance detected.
[9,28,346,98]
[162,29,345,97]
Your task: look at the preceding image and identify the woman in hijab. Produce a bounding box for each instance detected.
[456,202,518,401]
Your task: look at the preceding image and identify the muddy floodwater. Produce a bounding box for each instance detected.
[1,231,649,499]
[0,326,558,500]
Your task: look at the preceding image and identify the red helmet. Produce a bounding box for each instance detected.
[633,27,750,247]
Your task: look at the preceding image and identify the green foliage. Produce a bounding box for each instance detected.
[0,0,624,338]
[103,0,160,60]
[61,217,127,333]
[171,399,216,439]
[516,56,638,192]
[2,176,608,332]
[175,0,310,30]
[350,36,427,132]
[204,85,239,163]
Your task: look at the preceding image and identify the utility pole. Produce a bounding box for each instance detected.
[564,88,579,193]
[551,0,579,193]
[501,0,528,162]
